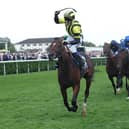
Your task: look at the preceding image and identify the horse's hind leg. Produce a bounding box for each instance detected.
[82,77,92,116]
[60,87,72,111]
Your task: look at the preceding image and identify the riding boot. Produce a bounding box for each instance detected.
[72,53,85,69]
[80,55,88,74]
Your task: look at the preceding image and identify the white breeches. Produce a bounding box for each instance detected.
[65,35,82,53]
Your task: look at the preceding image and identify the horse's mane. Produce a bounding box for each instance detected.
[104,42,109,45]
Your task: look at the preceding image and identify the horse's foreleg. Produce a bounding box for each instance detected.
[82,77,91,117]
[71,84,80,112]
[60,87,72,111]
[125,77,129,100]
[109,76,116,95]
[116,74,122,94]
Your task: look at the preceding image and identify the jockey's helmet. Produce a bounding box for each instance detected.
[124,36,129,43]
[111,40,118,45]
[64,10,75,21]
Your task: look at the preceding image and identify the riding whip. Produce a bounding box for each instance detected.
[56,8,77,13]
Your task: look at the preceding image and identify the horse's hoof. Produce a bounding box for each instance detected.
[82,103,87,117]
[71,106,78,112]
[67,107,73,112]
[126,97,129,100]
[116,88,121,94]
[81,111,86,117]
[72,108,77,112]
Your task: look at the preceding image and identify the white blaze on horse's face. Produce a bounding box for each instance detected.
[49,42,58,58]
[53,42,56,47]
[51,42,58,51]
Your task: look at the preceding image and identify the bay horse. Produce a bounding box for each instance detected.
[103,42,129,99]
[48,37,94,116]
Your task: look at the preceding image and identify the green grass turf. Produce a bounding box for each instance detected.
[0,66,129,129]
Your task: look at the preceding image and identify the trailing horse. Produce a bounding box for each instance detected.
[48,37,94,116]
[103,42,129,99]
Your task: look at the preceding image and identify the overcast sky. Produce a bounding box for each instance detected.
[0,0,129,45]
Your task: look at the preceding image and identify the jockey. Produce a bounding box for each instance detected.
[120,39,125,49]
[122,36,129,50]
[110,40,120,56]
[54,9,86,70]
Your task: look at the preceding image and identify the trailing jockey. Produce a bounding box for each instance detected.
[120,36,129,51]
[110,40,120,56]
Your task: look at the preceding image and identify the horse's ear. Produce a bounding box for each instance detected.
[60,36,64,39]
[53,37,63,43]
[104,42,110,45]
[54,37,59,40]
[104,42,107,45]
[58,37,64,44]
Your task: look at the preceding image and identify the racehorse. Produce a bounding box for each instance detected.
[48,37,94,116]
[103,42,129,99]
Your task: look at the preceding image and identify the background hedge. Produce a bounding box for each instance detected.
[0,57,106,75]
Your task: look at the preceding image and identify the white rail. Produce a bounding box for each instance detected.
[0,57,106,76]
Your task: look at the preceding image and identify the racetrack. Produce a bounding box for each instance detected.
[0,66,129,129]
